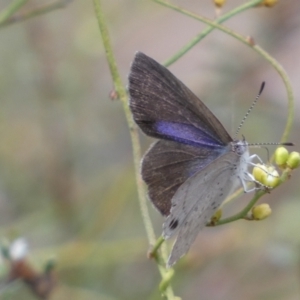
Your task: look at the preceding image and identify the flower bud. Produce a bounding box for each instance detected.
[274,147,289,166]
[210,209,222,224]
[262,166,280,188]
[252,163,267,183]
[286,152,300,169]
[252,204,272,220]
[213,0,226,8]
[261,0,278,7]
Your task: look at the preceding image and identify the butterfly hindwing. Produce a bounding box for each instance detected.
[142,139,224,216]
[164,151,241,267]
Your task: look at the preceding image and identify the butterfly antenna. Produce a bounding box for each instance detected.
[235,82,265,139]
[248,142,294,147]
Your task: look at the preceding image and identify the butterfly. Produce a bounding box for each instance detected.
[129,52,259,267]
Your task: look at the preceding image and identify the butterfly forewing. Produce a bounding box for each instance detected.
[129,52,233,148]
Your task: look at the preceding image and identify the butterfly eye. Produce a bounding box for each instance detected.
[169,219,179,230]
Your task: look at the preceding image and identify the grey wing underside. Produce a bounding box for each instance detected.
[163,151,241,267]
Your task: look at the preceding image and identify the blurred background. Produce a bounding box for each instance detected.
[0,0,299,299]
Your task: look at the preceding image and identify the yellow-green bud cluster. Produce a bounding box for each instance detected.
[275,147,300,169]
[252,164,279,188]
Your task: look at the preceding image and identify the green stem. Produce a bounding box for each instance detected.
[92,0,155,244]
[0,0,29,25]
[150,236,165,260]
[153,0,264,67]
[0,0,72,28]
[216,190,265,225]
[214,167,292,226]
[93,1,175,298]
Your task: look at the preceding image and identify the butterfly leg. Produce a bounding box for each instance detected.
[239,174,257,193]
[239,170,268,193]
[248,154,263,165]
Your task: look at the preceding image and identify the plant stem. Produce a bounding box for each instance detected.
[153,0,264,67]
[92,0,155,244]
[0,0,73,28]
[93,1,176,298]
[0,0,29,25]
[214,167,292,226]
[216,190,265,225]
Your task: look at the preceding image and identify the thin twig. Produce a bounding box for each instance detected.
[0,0,29,25]
[154,0,264,67]
[0,0,73,28]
